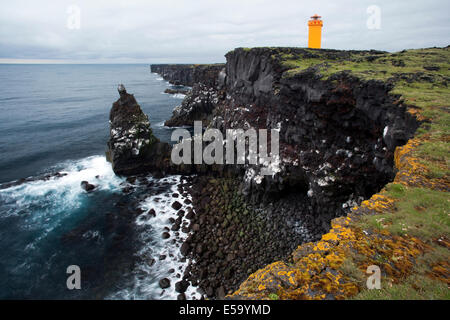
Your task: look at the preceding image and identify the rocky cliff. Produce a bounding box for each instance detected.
[236,48,420,223]
[169,48,432,298]
[118,46,449,299]
[164,83,220,127]
[158,48,420,228]
[151,63,224,87]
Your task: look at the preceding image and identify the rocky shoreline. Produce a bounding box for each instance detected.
[141,173,321,299]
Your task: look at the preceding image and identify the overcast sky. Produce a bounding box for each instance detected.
[0,0,448,63]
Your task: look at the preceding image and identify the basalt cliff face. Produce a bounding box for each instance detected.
[151,64,224,87]
[117,46,449,299]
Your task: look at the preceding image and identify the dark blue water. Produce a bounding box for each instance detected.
[0,65,194,299]
[0,64,183,183]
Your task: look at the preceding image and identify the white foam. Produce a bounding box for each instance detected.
[154,120,192,130]
[0,156,123,237]
[108,175,201,300]
[171,93,187,99]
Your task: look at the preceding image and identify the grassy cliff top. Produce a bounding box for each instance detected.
[277,47,448,78]
[230,46,450,300]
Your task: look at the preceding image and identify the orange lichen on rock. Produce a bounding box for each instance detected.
[359,194,395,214]
[406,106,427,122]
[394,139,428,184]
[426,261,450,285]
[230,204,428,299]
[394,137,449,191]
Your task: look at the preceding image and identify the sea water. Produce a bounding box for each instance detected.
[0,64,193,299]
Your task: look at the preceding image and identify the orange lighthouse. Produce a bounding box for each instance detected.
[308,14,323,49]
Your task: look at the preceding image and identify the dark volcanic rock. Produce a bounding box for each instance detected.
[171,201,182,210]
[106,85,214,176]
[180,242,190,256]
[152,64,225,127]
[159,278,171,289]
[180,176,317,300]
[162,232,170,239]
[216,286,226,299]
[175,280,189,293]
[106,84,172,176]
[164,83,219,127]
[210,47,419,226]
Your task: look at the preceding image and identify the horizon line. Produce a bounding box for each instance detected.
[0,58,224,65]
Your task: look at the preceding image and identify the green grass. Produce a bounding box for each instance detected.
[268,293,279,300]
[276,47,450,81]
[339,259,366,286]
[415,139,450,178]
[410,101,450,179]
[356,185,450,240]
[352,274,450,300]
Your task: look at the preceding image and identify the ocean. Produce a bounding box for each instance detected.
[0,64,194,299]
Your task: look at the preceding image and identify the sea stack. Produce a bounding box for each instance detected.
[106,84,171,176]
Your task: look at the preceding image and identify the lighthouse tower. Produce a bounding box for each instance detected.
[308,14,323,49]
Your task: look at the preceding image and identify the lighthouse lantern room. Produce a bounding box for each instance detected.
[308,14,323,49]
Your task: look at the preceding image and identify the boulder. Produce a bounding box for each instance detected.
[180,242,190,256]
[175,280,189,293]
[80,181,96,192]
[162,232,170,239]
[159,278,171,289]
[171,201,182,210]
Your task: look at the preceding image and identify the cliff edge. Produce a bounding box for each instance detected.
[147,46,449,299]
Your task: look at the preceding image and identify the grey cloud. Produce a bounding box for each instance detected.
[0,0,448,63]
